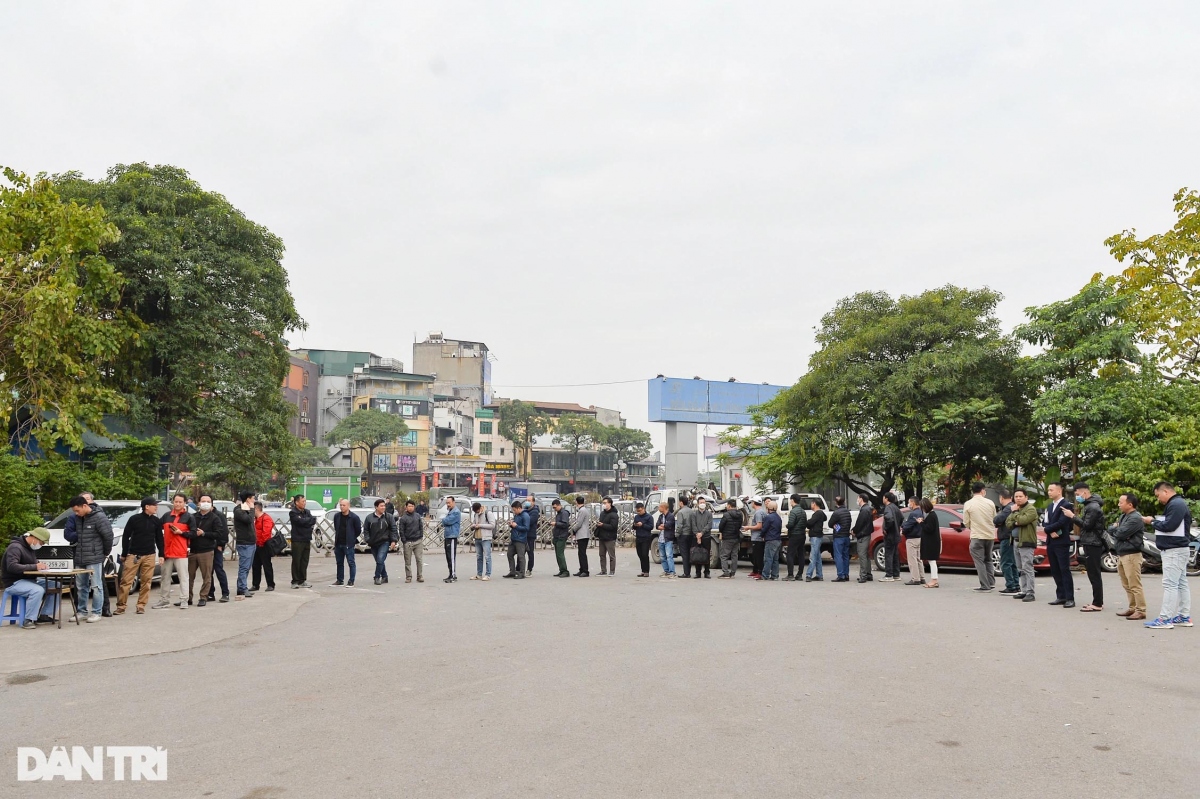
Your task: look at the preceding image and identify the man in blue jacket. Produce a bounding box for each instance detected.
[505,500,529,579]
[1142,481,1193,628]
[442,496,461,583]
[1042,482,1075,608]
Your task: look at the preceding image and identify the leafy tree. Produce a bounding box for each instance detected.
[85,436,166,500]
[1105,188,1200,380]
[551,414,602,486]
[31,454,89,514]
[0,454,41,542]
[326,408,409,495]
[275,437,328,491]
[53,164,304,484]
[1014,279,1147,479]
[497,400,550,479]
[598,425,653,466]
[0,168,138,451]
[724,286,1033,502]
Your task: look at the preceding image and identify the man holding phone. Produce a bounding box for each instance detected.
[233,490,258,600]
[1042,482,1075,608]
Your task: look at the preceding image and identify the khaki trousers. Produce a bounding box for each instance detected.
[159,558,189,603]
[905,538,923,580]
[403,541,424,580]
[1118,553,1145,613]
[188,551,214,602]
[117,554,157,611]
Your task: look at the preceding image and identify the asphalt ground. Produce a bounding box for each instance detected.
[2,547,1196,798]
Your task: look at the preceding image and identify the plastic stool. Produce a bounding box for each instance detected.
[1,590,29,626]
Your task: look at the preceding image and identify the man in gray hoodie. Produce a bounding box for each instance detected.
[691,497,714,578]
[675,495,696,578]
[570,495,592,577]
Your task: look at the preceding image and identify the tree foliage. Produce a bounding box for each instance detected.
[597,425,653,465]
[326,408,409,494]
[724,286,1032,502]
[0,168,139,451]
[53,164,304,482]
[0,454,42,542]
[497,400,550,479]
[1106,188,1200,380]
[551,414,602,485]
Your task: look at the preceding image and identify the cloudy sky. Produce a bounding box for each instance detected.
[4,2,1198,456]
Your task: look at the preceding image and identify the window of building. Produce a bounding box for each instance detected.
[401,404,416,418]
[301,423,308,439]
[479,421,492,435]
[302,371,309,387]
[398,431,417,446]
[500,447,505,456]
[301,397,309,413]
[479,442,493,456]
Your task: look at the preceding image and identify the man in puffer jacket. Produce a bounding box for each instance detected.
[1065,483,1106,611]
[67,495,112,622]
[595,497,620,576]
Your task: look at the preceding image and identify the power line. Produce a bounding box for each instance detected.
[490,378,648,389]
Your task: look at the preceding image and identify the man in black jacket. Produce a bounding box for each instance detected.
[853,495,875,583]
[881,493,902,582]
[552,499,573,577]
[526,501,541,576]
[993,489,1020,594]
[289,495,316,588]
[595,498,620,576]
[332,499,362,586]
[784,495,807,581]
[67,495,113,622]
[1064,483,1106,611]
[828,496,853,581]
[717,500,743,578]
[116,497,164,615]
[232,490,258,600]
[397,500,424,583]
[191,495,229,605]
[363,498,397,585]
[1113,492,1147,620]
[805,501,828,581]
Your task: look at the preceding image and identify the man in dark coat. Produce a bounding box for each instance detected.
[1042,482,1075,608]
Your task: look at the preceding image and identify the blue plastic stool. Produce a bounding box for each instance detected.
[1,590,29,626]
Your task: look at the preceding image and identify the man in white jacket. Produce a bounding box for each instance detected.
[570,495,592,577]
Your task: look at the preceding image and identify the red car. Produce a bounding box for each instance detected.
[867,504,1056,575]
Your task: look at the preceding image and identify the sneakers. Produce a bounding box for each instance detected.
[1144,617,1175,629]
[481,576,490,581]
[86,613,101,623]
[1169,615,1193,627]
[152,600,169,609]
[999,588,1020,595]
[332,580,344,586]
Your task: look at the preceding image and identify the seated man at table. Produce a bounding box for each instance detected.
[2,527,59,627]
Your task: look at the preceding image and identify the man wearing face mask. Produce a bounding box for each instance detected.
[189,495,229,606]
[691,496,714,578]
[2,527,58,627]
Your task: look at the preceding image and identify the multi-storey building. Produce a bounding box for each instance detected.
[282,354,320,444]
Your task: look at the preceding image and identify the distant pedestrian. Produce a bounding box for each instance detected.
[470,502,495,580]
[1113,492,1146,621]
[632,502,655,577]
[207,500,231,603]
[505,500,529,579]
[233,491,258,600]
[742,497,765,579]
[191,495,228,605]
[551,499,572,578]
[718,499,742,579]
[901,496,925,585]
[880,493,902,582]
[853,495,874,583]
[1064,483,1105,612]
[993,489,1020,594]
[252,501,276,591]
[963,482,997,593]
[155,494,193,609]
[1142,480,1192,629]
[288,495,316,588]
[828,496,852,581]
[1005,489,1038,603]
[525,501,541,575]
[364,498,397,585]
[1043,482,1075,608]
[675,495,695,578]
[66,494,112,622]
[398,500,424,583]
[760,499,783,580]
[596,497,619,576]
[919,498,942,588]
[691,496,713,578]
[570,495,592,577]
[442,496,461,583]
[116,497,163,615]
[784,494,808,581]
[415,500,429,518]
[332,498,361,587]
[1,527,57,627]
[656,501,676,578]
[804,500,827,582]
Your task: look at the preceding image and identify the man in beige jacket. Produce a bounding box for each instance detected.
[962,482,997,592]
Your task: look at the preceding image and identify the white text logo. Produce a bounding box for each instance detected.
[17,746,168,781]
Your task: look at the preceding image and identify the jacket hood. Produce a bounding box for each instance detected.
[1084,495,1103,509]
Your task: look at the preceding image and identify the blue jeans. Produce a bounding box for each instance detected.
[1159,547,1192,620]
[75,562,105,615]
[762,540,781,578]
[833,536,851,578]
[998,538,1020,591]
[236,543,255,594]
[335,544,356,583]
[210,548,229,598]
[476,540,492,577]
[806,536,824,578]
[372,542,390,580]
[659,540,675,574]
[6,579,58,618]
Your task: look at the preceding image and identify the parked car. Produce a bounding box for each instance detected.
[350,495,384,509]
[43,500,146,592]
[867,504,1054,575]
[322,508,375,552]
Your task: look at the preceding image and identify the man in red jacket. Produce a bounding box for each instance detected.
[252,501,277,591]
[153,494,194,610]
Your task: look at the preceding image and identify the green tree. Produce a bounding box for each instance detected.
[85,436,166,500]
[497,400,550,479]
[0,168,138,451]
[597,425,653,466]
[1014,279,1147,480]
[0,455,41,542]
[31,454,89,514]
[326,409,409,495]
[551,414,602,486]
[53,164,304,484]
[1105,188,1200,379]
[724,286,1033,502]
[276,437,328,492]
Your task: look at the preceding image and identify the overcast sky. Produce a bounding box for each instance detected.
[5,2,1199,458]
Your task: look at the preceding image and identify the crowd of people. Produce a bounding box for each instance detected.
[2,480,1193,631]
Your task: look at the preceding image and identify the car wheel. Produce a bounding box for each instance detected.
[873,543,886,572]
[1187,548,1200,577]
[710,540,721,569]
[650,535,661,564]
[991,546,1002,576]
[1100,550,1119,574]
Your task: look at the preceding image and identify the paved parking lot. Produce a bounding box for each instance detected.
[2,548,1195,798]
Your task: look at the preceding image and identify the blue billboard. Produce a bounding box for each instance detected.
[647,378,788,425]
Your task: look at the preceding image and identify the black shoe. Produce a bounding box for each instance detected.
[1022,595,1036,602]
[857,577,868,583]
[374,577,381,585]
[332,580,343,586]
[347,581,354,587]
[443,577,454,583]
[219,596,230,603]
[783,576,795,582]
[578,572,590,577]
[514,574,524,579]
[999,588,1019,594]
[1063,601,1075,608]
[36,614,56,624]
[558,572,570,578]
[678,574,689,578]
[206,596,215,602]
[813,577,824,582]
[503,573,515,578]
[266,585,275,592]
[381,576,388,583]
[197,599,207,607]
[973,587,993,592]
[1048,599,1066,605]
[804,576,812,582]
[1013,592,1027,599]
[704,573,711,578]
[251,586,260,592]
[21,619,37,629]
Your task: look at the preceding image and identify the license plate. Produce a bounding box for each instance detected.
[41,559,73,570]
